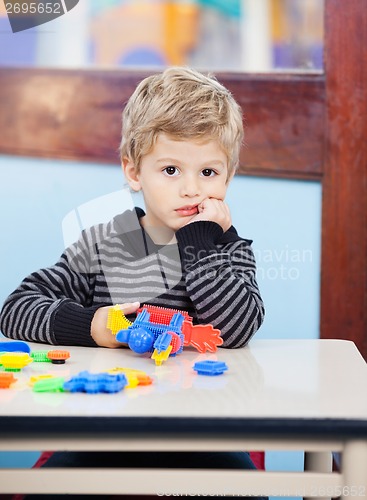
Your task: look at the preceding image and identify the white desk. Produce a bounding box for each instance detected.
[0,339,366,497]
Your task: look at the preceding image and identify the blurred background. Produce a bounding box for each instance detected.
[0,0,324,72]
[0,0,326,484]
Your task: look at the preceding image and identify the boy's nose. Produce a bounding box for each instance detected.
[180,177,200,197]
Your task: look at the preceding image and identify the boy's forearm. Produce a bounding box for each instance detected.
[53,301,100,346]
[0,253,99,346]
[183,254,264,348]
[175,221,265,348]
[0,291,100,347]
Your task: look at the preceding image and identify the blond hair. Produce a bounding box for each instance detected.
[119,67,243,179]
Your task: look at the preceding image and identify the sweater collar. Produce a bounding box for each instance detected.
[112,207,252,255]
[112,207,166,258]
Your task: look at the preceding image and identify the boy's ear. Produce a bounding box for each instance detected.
[122,157,141,191]
[226,169,235,185]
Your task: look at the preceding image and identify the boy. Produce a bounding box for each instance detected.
[0,67,264,349]
[0,67,265,494]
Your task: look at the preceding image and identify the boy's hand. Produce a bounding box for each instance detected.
[91,302,140,348]
[187,198,232,232]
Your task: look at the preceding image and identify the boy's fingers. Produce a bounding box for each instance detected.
[117,302,140,314]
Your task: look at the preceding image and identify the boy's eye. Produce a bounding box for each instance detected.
[163,166,179,176]
[201,168,216,177]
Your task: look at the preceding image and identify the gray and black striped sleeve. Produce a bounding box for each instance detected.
[176,221,265,348]
[0,227,103,347]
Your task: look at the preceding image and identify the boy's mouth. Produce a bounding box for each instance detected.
[175,204,199,217]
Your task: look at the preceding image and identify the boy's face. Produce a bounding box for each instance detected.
[123,133,232,233]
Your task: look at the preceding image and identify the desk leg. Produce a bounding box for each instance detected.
[304,451,332,500]
[341,440,367,500]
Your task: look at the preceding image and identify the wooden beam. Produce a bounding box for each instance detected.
[0,68,324,180]
[321,0,367,358]
[232,73,325,180]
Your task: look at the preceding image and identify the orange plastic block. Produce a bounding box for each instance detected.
[47,350,70,364]
[135,373,153,385]
[0,372,17,388]
[183,324,223,353]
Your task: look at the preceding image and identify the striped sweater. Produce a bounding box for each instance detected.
[0,208,264,348]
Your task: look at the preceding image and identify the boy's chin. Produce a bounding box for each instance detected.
[144,223,176,243]
[173,220,191,232]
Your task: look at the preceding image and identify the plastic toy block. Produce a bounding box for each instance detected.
[63,371,127,394]
[99,373,128,393]
[137,304,192,325]
[33,377,65,392]
[0,340,31,354]
[0,353,33,371]
[152,345,172,366]
[31,351,51,363]
[29,374,55,386]
[107,367,139,388]
[128,327,155,353]
[193,360,228,376]
[168,332,184,355]
[63,372,87,393]
[117,308,185,353]
[107,367,153,386]
[115,304,222,362]
[47,350,70,364]
[135,373,153,385]
[107,305,133,335]
[123,373,139,388]
[0,372,17,388]
[115,328,129,344]
[137,305,222,353]
[184,324,223,353]
[153,332,172,353]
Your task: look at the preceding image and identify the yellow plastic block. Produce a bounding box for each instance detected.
[151,346,172,366]
[107,367,152,387]
[0,353,33,371]
[107,305,133,335]
[29,374,55,387]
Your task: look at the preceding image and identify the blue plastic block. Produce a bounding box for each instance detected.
[128,327,155,353]
[0,341,31,354]
[193,360,228,376]
[115,328,130,344]
[153,332,172,353]
[63,371,127,394]
[115,308,186,357]
[169,313,185,330]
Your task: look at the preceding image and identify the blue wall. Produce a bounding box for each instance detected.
[0,154,321,476]
[227,176,321,341]
[0,154,321,337]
